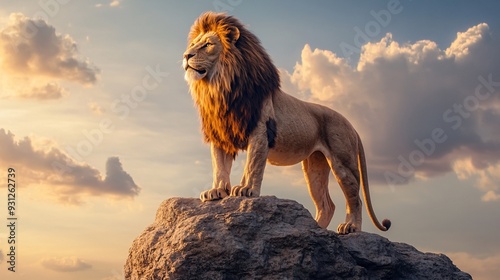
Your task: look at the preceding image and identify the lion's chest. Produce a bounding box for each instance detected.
[197,99,257,156]
[190,75,271,157]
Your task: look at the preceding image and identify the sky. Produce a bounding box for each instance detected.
[0,0,499,279]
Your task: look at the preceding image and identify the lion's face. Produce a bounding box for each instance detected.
[183,31,223,82]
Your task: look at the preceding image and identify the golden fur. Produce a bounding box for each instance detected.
[183,12,390,234]
[184,12,279,157]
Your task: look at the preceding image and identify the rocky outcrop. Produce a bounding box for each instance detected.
[125,196,471,280]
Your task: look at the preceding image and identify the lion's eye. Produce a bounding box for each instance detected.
[203,42,213,48]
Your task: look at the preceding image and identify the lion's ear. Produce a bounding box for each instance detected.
[229,26,240,44]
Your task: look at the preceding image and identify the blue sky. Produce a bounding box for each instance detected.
[0,1,499,279]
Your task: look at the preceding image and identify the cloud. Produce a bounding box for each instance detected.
[282,23,500,199]
[446,23,489,59]
[109,0,121,7]
[0,129,140,204]
[454,158,500,201]
[0,13,99,99]
[103,157,140,195]
[447,252,500,280]
[41,257,92,272]
[95,1,121,8]
[19,82,68,99]
[88,102,105,115]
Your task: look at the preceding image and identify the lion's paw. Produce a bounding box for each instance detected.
[200,187,229,202]
[230,185,259,198]
[337,222,359,235]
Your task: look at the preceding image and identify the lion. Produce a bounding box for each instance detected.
[182,12,391,234]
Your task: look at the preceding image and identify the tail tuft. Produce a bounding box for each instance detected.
[382,219,391,231]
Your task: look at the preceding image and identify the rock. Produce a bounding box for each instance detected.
[125,196,471,280]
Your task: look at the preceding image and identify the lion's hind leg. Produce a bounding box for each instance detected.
[302,151,335,229]
[328,156,362,235]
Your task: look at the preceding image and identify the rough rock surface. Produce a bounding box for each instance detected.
[125,196,471,280]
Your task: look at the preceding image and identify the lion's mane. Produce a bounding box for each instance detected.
[187,12,280,157]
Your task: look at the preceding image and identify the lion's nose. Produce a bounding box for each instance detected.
[184,53,195,60]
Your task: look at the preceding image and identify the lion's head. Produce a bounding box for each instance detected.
[183,12,280,157]
[182,16,237,83]
[182,31,225,82]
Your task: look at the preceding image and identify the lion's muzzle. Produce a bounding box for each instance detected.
[183,52,208,81]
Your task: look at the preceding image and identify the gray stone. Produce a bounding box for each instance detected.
[125,196,471,280]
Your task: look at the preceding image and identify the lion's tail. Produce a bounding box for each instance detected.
[357,135,391,232]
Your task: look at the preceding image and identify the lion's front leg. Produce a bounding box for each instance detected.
[200,143,233,202]
[231,129,269,198]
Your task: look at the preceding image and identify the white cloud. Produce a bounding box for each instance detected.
[0,13,99,99]
[0,129,140,204]
[283,23,500,199]
[358,33,443,70]
[95,1,121,8]
[109,0,121,7]
[446,23,489,59]
[41,256,92,272]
